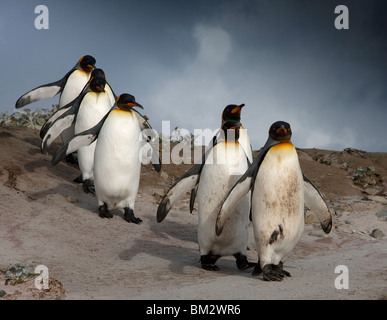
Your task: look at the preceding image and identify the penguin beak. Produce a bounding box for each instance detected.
[127,102,144,110]
[231,105,244,114]
[276,125,287,134]
[96,85,105,92]
[134,102,144,109]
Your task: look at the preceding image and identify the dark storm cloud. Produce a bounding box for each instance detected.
[1,0,386,151]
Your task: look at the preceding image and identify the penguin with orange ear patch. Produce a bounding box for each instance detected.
[216,121,332,281]
[52,94,161,224]
[15,55,96,110]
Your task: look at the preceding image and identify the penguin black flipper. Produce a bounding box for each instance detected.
[39,75,94,139]
[188,132,224,214]
[41,89,91,153]
[132,110,161,172]
[189,186,198,213]
[51,109,110,166]
[40,105,69,139]
[216,138,277,236]
[157,163,202,222]
[303,174,332,233]
[15,67,77,109]
[157,132,222,222]
[15,79,65,109]
[215,160,256,236]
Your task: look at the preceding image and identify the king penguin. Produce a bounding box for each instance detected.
[16,55,96,151]
[157,104,254,271]
[157,104,252,220]
[196,120,255,270]
[39,67,116,141]
[51,94,161,223]
[188,104,253,213]
[216,121,332,281]
[16,55,96,109]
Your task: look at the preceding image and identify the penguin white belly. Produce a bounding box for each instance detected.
[59,70,90,143]
[252,142,304,267]
[198,142,250,257]
[59,70,90,107]
[75,92,113,180]
[94,110,142,210]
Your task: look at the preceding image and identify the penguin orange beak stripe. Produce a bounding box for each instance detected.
[276,127,287,134]
[231,103,245,114]
[231,107,241,114]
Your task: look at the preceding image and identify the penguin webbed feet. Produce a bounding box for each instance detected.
[234,253,256,270]
[99,204,113,219]
[200,253,220,271]
[83,179,95,195]
[124,207,143,224]
[252,261,291,281]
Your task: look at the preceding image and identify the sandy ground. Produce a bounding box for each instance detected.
[0,125,386,300]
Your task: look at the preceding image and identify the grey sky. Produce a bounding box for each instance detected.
[1,0,386,152]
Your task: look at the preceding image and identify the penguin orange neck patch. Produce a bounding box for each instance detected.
[271,141,294,150]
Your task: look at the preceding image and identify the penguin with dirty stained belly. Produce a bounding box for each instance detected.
[216,121,332,281]
[157,104,255,271]
[188,103,253,213]
[15,55,96,147]
[51,93,161,223]
[157,104,253,219]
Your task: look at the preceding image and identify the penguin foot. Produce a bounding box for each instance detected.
[200,253,220,271]
[262,263,291,281]
[83,179,95,194]
[73,175,83,184]
[234,253,256,270]
[98,204,113,219]
[252,263,262,276]
[124,207,143,224]
[201,264,220,271]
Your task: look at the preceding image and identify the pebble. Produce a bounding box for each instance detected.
[370,229,385,239]
[376,210,387,221]
[66,196,78,203]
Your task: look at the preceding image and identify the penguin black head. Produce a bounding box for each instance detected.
[221,104,245,123]
[91,68,106,80]
[89,77,106,92]
[79,55,96,71]
[269,121,292,142]
[116,93,144,111]
[221,120,241,142]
